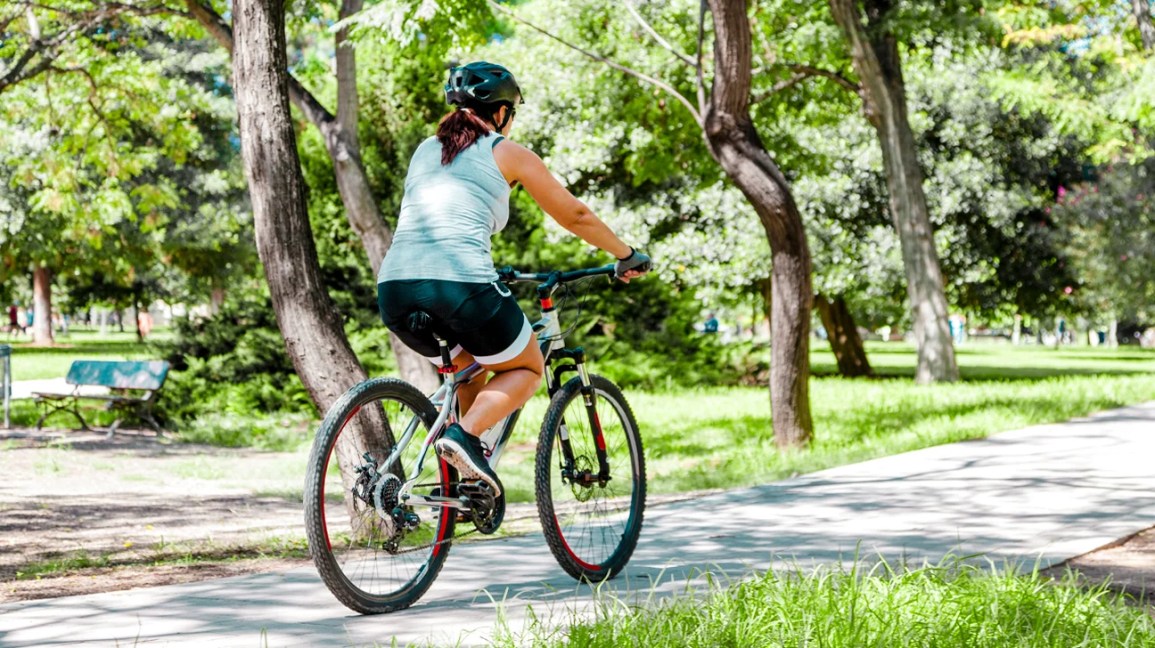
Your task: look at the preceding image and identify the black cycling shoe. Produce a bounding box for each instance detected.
[435,423,503,497]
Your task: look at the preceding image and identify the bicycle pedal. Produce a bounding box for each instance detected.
[472,491,505,535]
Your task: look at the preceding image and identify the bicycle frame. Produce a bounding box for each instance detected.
[388,264,616,513]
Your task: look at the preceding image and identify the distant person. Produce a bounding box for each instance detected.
[138,311,153,338]
[7,304,23,336]
[703,312,719,334]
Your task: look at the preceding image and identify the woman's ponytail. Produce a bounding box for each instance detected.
[437,108,496,165]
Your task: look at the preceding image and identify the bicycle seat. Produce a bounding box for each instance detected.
[406,310,434,334]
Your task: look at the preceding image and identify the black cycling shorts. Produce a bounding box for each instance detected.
[377,279,532,365]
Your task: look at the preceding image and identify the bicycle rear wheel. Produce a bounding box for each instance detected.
[303,378,455,614]
[535,374,646,581]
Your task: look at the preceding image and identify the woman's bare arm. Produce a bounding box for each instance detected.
[494,140,633,259]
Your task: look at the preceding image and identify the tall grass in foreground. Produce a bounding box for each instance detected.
[493,560,1155,648]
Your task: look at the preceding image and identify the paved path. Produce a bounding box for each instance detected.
[7,378,110,400]
[2,402,1153,647]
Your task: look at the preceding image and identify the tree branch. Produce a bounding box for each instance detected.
[623,1,695,68]
[184,0,335,128]
[751,72,809,104]
[784,64,859,94]
[184,0,233,53]
[1,1,186,93]
[750,63,862,104]
[488,0,701,125]
[696,0,707,123]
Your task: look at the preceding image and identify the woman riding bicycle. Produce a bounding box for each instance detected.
[377,61,651,498]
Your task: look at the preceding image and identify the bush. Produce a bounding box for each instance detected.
[157,294,315,425]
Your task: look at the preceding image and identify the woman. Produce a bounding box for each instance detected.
[377,61,651,497]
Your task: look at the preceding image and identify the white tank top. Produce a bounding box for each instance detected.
[377,132,510,284]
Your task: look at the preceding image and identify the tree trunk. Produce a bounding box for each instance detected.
[133,286,144,344]
[828,0,958,384]
[814,293,873,377]
[186,0,437,393]
[704,0,813,448]
[1135,0,1155,51]
[1108,318,1119,349]
[231,0,392,503]
[31,265,54,346]
[210,286,225,314]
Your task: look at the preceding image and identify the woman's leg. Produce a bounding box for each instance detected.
[451,350,485,415]
[457,340,543,436]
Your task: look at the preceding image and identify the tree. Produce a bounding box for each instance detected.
[0,2,244,345]
[230,0,390,499]
[1135,0,1155,51]
[186,0,437,392]
[703,0,813,444]
[827,0,959,383]
[1053,161,1155,343]
[479,0,814,446]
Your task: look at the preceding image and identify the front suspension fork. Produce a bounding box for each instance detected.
[551,348,611,483]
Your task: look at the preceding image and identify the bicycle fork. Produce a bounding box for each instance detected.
[553,348,612,486]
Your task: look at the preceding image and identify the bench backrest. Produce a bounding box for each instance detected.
[65,360,170,390]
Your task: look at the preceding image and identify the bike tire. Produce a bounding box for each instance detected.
[535,374,646,582]
[303,378,455,614]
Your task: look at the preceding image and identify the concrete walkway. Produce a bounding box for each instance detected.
[8,378,110,400]
[2,402,1153,647]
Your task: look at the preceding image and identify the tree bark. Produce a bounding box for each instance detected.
[828,0,959,384]
[704,0,813,448]
[814,293,873,377]
[31,265,54,346]
[231,0,391,499]
[186,0,437,393]
[1135,0,1155,51]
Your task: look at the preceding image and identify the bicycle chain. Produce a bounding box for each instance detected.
[386,509,540,555]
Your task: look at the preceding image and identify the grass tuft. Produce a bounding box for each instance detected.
[493,558,1155,647]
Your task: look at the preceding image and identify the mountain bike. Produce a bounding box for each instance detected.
[303,264,646,614]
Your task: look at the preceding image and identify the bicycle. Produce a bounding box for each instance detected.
[303,264,647,614]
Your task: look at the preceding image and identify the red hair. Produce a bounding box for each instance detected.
[437,109,497,165]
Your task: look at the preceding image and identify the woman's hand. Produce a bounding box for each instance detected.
[615,249,652,283]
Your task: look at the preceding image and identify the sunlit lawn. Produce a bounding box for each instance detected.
[7,335,1154,504]
[476,343,1155,501]
[3,327,171,381]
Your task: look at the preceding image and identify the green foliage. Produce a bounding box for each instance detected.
[988,1,1155,162]
[157,290,316,424]
[0,4,252,310]
[495,559,1155,647]
[1052,159,1155,323]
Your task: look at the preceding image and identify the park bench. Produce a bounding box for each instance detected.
[33,360,170,436]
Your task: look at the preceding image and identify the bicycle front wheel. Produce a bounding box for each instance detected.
[535,374,646,582]
[303,378,455,614]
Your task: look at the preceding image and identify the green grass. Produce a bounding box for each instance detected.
[8,343,1154,503]
[811,341,1155,380]
[3,328,168,381]
[492,559,1155,648]
[636,370,1155,495]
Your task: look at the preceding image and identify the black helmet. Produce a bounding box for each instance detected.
[445,61,523,109]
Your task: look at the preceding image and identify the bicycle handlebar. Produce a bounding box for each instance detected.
[497,264,616,296]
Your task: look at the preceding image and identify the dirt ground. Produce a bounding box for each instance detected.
[1,426,1151,604]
